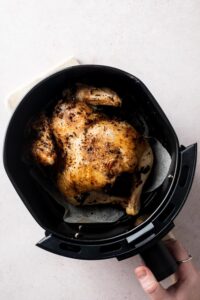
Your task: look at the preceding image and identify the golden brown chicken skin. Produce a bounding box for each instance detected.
[31,114,56,165]
[54,119,139,200]
[31,85,153,215]
[76,84,122,107]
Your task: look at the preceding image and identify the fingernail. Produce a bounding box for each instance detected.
[135,268,157,293]
[163,232,176,242]
[164,238,176,242]
[164,238,177,245]
[135,268,147,279]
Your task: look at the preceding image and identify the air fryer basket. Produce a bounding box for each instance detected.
[3,65,197,281]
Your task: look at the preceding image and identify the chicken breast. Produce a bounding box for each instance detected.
[31,85,153,215]
[54,119,139,201]
[68,136,153,216]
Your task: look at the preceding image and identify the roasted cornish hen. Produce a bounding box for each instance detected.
[31,85,153,215]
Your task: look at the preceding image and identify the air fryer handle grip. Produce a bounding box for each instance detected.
[171,143,197,206]
[140,240,177,281]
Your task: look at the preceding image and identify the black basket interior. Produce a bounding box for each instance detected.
[4,65,179,242]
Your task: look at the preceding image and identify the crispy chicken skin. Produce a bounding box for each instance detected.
[31,114,56,165]
[75,138,153,216]
[31,85,153,215]
[76,84,122,107]
[126,138,153,215]
[54,119,138,199]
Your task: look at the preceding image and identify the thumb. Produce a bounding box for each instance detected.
[135,266,168,300]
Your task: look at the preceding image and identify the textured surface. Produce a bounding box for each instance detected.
[0,1,200,299]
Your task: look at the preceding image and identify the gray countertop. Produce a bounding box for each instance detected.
[0,1,200,299]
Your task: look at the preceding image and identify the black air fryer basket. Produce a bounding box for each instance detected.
[3,65,197,281]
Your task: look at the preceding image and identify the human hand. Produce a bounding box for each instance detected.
[135,239,200,300]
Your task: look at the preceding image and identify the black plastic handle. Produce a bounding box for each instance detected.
[169,143,197,215]
[37,234,99,259]
[140,240,177,281]
[153,144,197,230]
[139,144,197,282]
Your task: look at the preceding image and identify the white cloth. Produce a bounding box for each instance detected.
[7,57,79,111]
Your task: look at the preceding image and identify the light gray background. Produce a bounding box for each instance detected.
[0,1,200,299]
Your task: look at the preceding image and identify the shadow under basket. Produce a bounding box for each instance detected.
[3,65,197,281]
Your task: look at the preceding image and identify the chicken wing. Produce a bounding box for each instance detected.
[76,84,122,107]
[31,114,56,165]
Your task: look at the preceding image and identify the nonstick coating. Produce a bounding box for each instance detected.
[4,65,179,242]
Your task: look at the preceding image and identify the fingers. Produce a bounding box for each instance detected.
[164,239,196,281]
[135,266,168,300]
